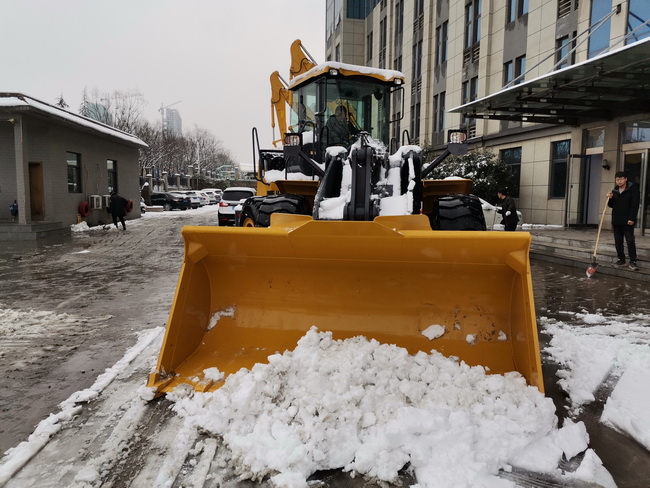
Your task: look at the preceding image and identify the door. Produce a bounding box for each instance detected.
[567,155,601,226]
[623,151,648,234]
[584,155,602,225]
[29,162,44,221]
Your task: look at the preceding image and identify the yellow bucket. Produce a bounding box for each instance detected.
[148,214,543,394]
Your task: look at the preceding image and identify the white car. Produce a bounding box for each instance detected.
[218,187,256,226]
[194,191,210,206]
[201,190,218,205]
[173,191,200,209]
[480,198,523,230]
[202,188,223,203]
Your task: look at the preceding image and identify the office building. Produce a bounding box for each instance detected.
[326,0,650,231]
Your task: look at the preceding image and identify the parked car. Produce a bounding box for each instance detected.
[195,191,210,206]
[175,191,201,209]
[218,187,256,226]
[150,191,191,211]
[202,190,218,205]
[203,188,223,203]
[480,198,523,230]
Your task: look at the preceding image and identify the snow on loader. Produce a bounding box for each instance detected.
[148,41,543,395]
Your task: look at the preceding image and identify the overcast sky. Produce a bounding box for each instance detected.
[4,0,326,170]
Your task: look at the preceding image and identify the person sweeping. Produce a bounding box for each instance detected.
[607,171,640,271]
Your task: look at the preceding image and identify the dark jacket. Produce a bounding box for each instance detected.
[109,194,129,218]
[608,182,640,226]
[498,196,519,226]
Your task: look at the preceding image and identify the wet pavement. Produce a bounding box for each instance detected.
[0,214,649,486]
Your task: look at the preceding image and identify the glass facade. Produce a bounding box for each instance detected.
[623,121,650,144]
[346,0,380,19]
[588,0,612,58]
[500,147,521,198]
[550,140,570,198]
[627,0,650,44]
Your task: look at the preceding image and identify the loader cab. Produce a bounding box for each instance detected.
[287,63,404,166]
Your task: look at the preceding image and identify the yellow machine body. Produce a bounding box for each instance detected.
[148,214,543,395]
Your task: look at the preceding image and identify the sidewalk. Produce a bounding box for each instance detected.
[527,226,650,282]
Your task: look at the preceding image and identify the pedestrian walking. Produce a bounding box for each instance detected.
[109,191,129,231]
[9,200,18,222]
[497,188,519,231]
[607,171,640,270]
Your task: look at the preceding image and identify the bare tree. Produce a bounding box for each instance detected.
[79,87,145,132]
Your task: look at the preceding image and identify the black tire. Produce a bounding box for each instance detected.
[163,203,172,211]
[240,195,311,227]
[430,194,486,231]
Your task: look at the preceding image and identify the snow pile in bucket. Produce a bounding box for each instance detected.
[170,328,610,488]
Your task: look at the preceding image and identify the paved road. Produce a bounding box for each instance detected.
[1,211,649,486]
[0,209,199,454]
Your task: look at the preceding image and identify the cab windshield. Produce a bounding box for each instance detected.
[290,77,393,150]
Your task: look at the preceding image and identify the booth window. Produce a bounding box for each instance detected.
[67,152,82,193]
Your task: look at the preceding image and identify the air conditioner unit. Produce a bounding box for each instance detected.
[102,195,111,209]
[89,195,102,209]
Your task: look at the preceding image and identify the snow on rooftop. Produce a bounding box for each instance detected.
[0,94,147,148]
[289,61,405,89]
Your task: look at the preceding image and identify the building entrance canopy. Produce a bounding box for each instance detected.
[451,37,650,126]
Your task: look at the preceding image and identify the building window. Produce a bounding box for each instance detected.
[515,55,526,83]
[394,0,404,49]
[465,0,481,49]
[436,21,448,65]
[503,60,513,86]
[67,152,82,193]
[507,0,528,23]
[410,101,421,142]
[626,0,650,44]
[504,56,526,86]
[379,17,387,69]
[550,140,570,199]
[412,40,423,81]
[588,0,612,58]
[367,32,373,62]
[500,147,521,198]
[415,0,424,18]
[461,77,478,125]
[585,127,604,148]
[335,43,340,62]
[394,54,402,71]
[107,159,118,194]
[623,121,650,144]
[555,34,576,69]
[433,92,446,133]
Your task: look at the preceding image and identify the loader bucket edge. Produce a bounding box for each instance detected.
[148,215,543,395]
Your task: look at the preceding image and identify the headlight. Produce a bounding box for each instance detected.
[284,133,301,146]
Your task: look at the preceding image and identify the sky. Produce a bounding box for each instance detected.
[2,0,326,170]
[1,208,649,486]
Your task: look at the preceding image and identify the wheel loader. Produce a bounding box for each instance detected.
[148,40,543,396]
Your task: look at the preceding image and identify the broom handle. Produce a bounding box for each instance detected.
[593,197,610,258]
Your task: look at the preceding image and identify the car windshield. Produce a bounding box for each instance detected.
[223,190,254,201]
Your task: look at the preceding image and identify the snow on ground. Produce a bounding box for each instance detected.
[541,311,650,451]
[2,208,647,486]
[168,327,609,488]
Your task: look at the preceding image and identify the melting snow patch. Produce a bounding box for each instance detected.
[421,324,445,340]
[601,357,650,451]
[207,306,236,331]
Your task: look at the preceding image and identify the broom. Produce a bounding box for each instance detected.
[586,198,610,278]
